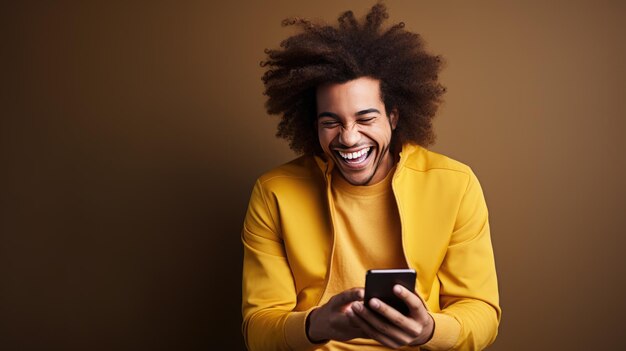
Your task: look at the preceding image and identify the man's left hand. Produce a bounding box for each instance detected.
[346,284,435,349]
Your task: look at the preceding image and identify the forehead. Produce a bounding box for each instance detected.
[316,77,384,112]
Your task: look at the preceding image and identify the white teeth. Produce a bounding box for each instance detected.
[338,147,370,160]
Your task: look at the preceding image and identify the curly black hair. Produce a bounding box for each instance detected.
[261,2,445,155]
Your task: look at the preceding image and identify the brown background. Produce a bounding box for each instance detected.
[2,1,625,350]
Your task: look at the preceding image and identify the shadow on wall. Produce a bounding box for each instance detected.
[2,94,253,350]
[2,1,268,349]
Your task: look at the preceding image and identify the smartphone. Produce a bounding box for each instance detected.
[364,268,416,316]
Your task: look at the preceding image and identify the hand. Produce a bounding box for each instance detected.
[347,284,434,349]
[307,288,369,343]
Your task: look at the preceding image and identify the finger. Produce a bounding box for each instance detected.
[366,296,419,336]
[331,287,364,309]
[391,285,434,342]
[347,304,402,349]
[393,285,428,320]
[352,301,413,346]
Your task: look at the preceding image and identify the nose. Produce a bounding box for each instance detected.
[338,123,361,147]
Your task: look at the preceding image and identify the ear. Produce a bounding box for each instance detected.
[389,108,399,130]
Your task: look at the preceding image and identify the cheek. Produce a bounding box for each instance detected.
[317,130,334,149]
[365,126,393,144]
[381,125,394,141]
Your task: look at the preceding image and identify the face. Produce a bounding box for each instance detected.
[316,76,398,186]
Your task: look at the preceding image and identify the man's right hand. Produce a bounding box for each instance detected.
[307,288,367,343]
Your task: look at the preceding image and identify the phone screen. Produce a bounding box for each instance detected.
[364,269,416,316]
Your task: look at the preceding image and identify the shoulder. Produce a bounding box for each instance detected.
[396,144,486,209]
[400,143,473,177]
[256,155,325,191]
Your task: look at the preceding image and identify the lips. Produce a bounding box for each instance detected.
[335,146,373,168]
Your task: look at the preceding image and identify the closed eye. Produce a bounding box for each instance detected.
[319,120,340,128]
[358,117,376,123]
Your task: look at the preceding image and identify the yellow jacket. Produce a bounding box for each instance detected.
[242,143,501,351]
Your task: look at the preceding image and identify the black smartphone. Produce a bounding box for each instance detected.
[364,269,416,316]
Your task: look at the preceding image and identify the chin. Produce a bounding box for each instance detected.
[338,170,375,186]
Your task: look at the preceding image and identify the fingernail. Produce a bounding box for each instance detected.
[394,285,403,294]
[371,299,380,309]
[352,302,362,312]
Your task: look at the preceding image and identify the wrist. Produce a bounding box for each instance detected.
[306,308,327,343]
[423,313,436,344]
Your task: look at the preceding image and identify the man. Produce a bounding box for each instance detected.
[241,4,500,350]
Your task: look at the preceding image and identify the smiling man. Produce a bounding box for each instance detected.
[241,4,500,351]
[317,77,398,186]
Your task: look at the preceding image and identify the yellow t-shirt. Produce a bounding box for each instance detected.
[319,167,407,350]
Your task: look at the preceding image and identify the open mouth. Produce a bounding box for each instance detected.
[335,147,372,166]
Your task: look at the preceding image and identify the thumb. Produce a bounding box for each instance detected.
[394,284,428,319]
[330,288,364,308]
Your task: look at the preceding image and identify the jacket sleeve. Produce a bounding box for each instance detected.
[241,179,322,351]
[422,170,501,351]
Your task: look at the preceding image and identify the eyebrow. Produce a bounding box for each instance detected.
[317,108,381,119]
